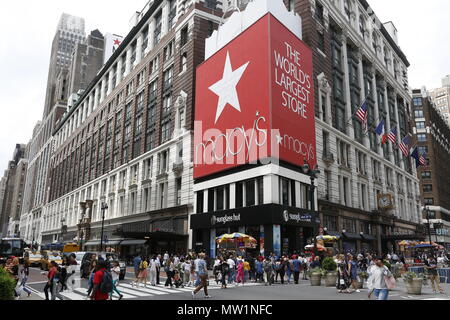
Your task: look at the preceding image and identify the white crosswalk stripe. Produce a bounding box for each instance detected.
[26,281,263,300]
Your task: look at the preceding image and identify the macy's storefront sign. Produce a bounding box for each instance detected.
[194,13,316,179]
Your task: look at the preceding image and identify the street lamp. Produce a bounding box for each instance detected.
[100,203,109,253]
[32,226,36,251]
[422,205,435,256]
[302,161,321,257]
[60,217,66,243]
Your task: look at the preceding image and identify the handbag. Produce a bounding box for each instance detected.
[384,276,396,290]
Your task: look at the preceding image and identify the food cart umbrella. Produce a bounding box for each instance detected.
[316,235,340,242]
[414,244,434,249]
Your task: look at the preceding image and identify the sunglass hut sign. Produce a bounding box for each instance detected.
[194,14,317,179]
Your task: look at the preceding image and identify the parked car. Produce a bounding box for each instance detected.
[80,252,126,280]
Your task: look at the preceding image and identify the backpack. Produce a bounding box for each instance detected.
[264,262,272,273]
[100,270,113,294]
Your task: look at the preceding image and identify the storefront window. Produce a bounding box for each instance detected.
[216,186,224,211]
[245,180,255,207]
[343,218,356,233]
[280,178,289,206]
[235,182,243,208]
[257,177,264,205]
[323,215,338,231]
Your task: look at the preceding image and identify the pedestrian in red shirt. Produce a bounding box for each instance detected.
[43,261,58,300]
[90,260,109,301]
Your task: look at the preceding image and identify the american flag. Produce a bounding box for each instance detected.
[399,135,411,157]
[388,127,397,144]
[419,153,427,166]
[356,100,368,123]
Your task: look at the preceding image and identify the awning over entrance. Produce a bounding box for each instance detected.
[361,234,377,241]
[343,233,362,240]
[120,239,147,246]
[84,240,101,246]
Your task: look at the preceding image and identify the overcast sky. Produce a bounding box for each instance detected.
[0,0,449,174]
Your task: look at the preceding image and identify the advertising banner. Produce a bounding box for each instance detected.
[194,14,316,179]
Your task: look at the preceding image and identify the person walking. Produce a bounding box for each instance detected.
[110,261,124,300]
[17,258,32,298]
[149,256,157,286]
[292,256,301,284]
[236,260,245,285]
[85,260,97,299]
[138,258,149,287]
[133,255,142,280]
[90,260,110,301]
[164,257,175,288]
[348,254,360,293]
[263,257,273,285]
[243,259,250,283]
[255,257,264,283]
[43,261,58,300]
[192,253,211,299]
[426,256,445,294]
[227,255,236,285]
[155,255,162,285]
[337,254,351,294]
[285,257,293,284]
[219,256,229,289]
[367,256,394,300]
[183,258,191,287]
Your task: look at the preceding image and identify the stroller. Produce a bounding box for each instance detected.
[173,270,184,288]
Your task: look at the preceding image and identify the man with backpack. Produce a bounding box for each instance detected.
[90,260,112,301]
[263,258,273,286]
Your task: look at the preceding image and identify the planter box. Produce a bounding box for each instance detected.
[324,273,337,287]
[404,278,422,295]
[310,273,322,286]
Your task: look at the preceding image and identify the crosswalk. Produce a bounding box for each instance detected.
[26,281,261,300]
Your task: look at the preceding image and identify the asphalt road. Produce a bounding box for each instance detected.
[24,267,450,301]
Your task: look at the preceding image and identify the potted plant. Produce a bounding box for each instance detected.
[322,257,338,287]
[403,272,425,295]
[0,268,16,300]
[357,271,368,289]
[307,268,324,286]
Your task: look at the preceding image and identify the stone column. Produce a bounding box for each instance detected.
[135,34,144,66]
[93,88,99,111]
[341,30,355,139]
[357,50,370,149]
[393,91,404,170]
[107,69,114,95]
[124,48,132,78]
[161,1,170,38]
[117,57,123,84]
[145,20,156,54]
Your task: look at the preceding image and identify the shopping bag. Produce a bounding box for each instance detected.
[385,276,396,290]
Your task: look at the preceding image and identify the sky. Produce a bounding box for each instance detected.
[0,0,449,175]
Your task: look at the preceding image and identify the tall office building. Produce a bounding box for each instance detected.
[429,75,450,125]
[43,14,86,118]
[412,88,450,249]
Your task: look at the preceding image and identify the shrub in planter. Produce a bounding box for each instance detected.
[403,272,425,295]
[322,258,338,287]
[0,268,16,301]
[307,268,324,286]
[357,271,368,289]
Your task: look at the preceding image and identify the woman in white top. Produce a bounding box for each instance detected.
[183,259,192,286]
[110,261,124,300]
[149,257,157,286]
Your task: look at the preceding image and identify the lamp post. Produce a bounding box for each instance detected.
[100,203,108,253]
[302,161,321,257]
[60,217,66,244]
[423,205,435,256]
[32,226,36,251]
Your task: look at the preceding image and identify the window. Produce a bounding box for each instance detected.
[159,183,166,209]
[257,177,264,205]
[143,187,151,212]
[423,185,432,192]
[205,0,217,10]
[175,178,182,206]
[280,177,290,206]
[245,180,255,207]
[235,182,243,208]
[323,215,338,231]
[154,11,162,45]
[180,53,188,73]
[180,26,188,47]
[164,67,173,90]
[418,146,428,155]
[417,134,427,142]
[164,40,175,61]
[343,218,356,233]
[421,171,431,179]
[196,191,204,214]
[144,157,153,180]
[161,121,171,143]
[359,16,366,39]
[424,198,434,205]
[413,97,423,106]
[415,121,425,129]
[414,110,424,118]
[325,170,331,200]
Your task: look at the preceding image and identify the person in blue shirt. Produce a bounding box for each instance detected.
[292,256,301,284]
[255,258,264,283]
[133,255,142,279]
[192,253,211,299]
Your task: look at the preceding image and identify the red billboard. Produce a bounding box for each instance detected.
[194,13,316,179]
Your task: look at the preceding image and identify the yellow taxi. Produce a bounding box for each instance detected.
[25,252,44,267]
